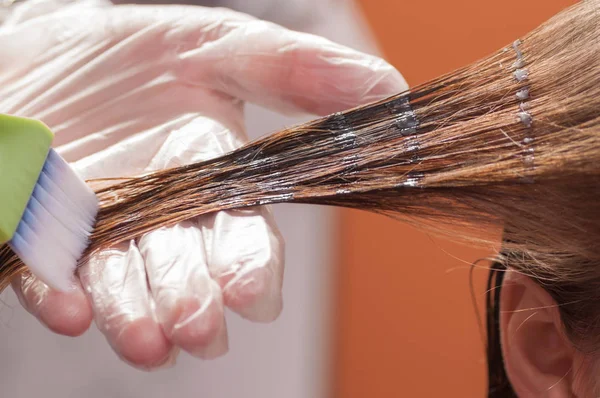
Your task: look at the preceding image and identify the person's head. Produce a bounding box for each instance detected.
[498,272,598,397]
[487,214,600,397]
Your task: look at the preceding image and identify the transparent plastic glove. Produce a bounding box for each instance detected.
[0,0,407,370]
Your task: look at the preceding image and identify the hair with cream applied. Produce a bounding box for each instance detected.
[0,1,598,395]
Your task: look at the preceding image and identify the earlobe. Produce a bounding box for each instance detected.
[499,271,576,397]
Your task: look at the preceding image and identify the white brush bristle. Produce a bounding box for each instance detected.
[8,149,98,291]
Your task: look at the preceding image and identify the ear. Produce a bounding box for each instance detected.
[500,271,577,397]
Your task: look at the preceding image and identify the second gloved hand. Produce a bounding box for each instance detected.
[0,0,407,370]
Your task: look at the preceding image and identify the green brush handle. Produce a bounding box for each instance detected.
[0,114,54,244]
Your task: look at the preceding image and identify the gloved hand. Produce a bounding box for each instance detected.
[0,0,407,370]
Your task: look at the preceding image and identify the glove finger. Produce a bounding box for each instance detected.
[99,4,404,115]
[77,240,176,370]
[145,115,284,322]
[0,5,252,120]
[176,16,407,115]
[201,206,285,322]
[133,116,243,358]
[19,3,403,119]
[10,271,92,336]
[137,222,228,359]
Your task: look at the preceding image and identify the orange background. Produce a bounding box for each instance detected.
[333,1,577,397]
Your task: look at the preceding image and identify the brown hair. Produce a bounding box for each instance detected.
[1,0,598,394]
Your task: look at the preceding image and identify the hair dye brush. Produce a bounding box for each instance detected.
[0,0,597,294]
[0,114,98,291]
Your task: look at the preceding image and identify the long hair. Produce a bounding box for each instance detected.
[1,1,598,395]
[486,250,517,397]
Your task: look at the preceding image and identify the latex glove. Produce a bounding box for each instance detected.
[1,0,407,370]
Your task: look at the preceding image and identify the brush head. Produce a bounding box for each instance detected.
[8,149,99,291]
[0,114,97,290]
